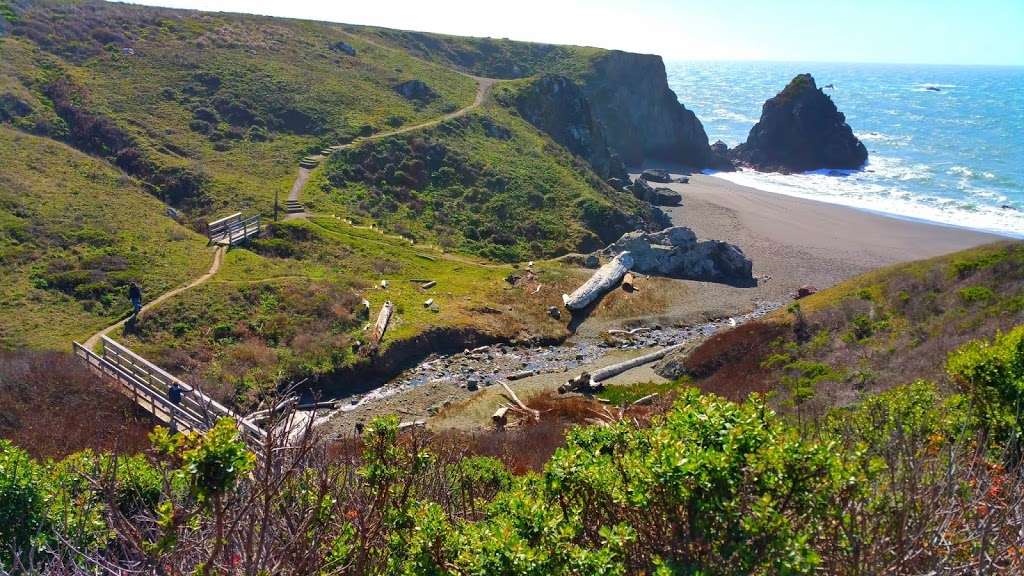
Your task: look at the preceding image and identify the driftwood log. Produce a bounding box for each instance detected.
[562,252,634,311]
[369,301,394,347]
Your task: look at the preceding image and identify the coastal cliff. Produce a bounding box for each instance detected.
[578,51,713,168]
[730,73,868,173]
[510,75,627,180]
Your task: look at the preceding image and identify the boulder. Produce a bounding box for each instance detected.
[394,79,438,103]
[606,176,630,190]
[730,73,867,173]
[330,40,357,56]
[598,227,753,284]
[631,178,682,206]
[652,187,682,206]
[640,168,673,183]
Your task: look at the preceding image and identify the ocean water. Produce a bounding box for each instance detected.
[665,61,1024,237]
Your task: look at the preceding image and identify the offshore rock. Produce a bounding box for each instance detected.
[730,73,867,173]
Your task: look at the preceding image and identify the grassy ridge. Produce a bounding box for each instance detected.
[346,25,606,79]
[1,0,477,215]
[0,126,211,349]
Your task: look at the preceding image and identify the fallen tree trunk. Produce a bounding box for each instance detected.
[369,300,394,347]
[590,342,686,383]
[500,381,539,421]
[562,252,633,311]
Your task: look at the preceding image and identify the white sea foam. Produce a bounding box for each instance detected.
[856,131,912,145]
[707,160,1024,238]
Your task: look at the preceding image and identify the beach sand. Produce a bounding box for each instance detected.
[612,172,1007,327]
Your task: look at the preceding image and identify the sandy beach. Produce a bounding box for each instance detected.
[616,172,1008,324]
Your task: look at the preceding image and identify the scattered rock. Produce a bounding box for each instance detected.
[606,176,630,190]
[730,73,867,173]
[394,79,438,103]
[598,227,753,284]
[651,187,682,206]
[330,40,357,56]
[641,169,673,183]
[795,285,818,299]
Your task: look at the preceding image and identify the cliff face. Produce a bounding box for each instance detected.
[730,74,868,173]
[578,51,713,168]
[512,75,626,180]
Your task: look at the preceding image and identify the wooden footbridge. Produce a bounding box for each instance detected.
[73,336,266,444]
[207,212,261,246]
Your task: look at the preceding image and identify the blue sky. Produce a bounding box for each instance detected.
[126,0,1024,66]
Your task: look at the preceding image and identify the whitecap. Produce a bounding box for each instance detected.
[710,166,1024,238]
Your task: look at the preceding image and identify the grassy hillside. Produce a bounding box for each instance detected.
[1,0,477,215]
[345,25,606,79]
[308,103,661,262]
[678,241,1024,416]
[0,126,212,349]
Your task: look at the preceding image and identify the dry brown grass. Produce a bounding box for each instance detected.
[0,350,152,458]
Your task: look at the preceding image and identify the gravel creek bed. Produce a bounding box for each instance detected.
[314,300,782,432]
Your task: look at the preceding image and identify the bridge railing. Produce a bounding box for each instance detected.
[73,341,207,433]
[207,212,260,246]
[73,337,266,444]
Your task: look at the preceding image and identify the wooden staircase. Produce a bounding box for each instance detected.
[285,199,305,214]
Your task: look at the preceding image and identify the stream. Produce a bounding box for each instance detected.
[336,300,782,414]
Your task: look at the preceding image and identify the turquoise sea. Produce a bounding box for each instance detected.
[665,61,1024,237]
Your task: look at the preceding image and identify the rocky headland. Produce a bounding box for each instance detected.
[729,73,868,173]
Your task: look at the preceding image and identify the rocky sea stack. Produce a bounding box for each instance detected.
[730,73,867,173]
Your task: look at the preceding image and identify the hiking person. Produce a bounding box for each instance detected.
[128,282,142,315]
[168,382,183,406]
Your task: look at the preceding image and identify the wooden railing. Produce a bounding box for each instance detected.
[73,337,266,444]
[207,212,261,246]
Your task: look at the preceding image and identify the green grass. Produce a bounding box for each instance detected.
[122,216,573,406]
[596,378,688,406]
[2,1,477,216]
[0,126,211,349]
[307,102,657,261]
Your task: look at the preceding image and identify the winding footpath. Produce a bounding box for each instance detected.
[83,75,497,352]
[285,76,497,219]
[83,246,225,351]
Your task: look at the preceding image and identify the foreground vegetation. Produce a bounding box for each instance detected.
[3,323,1022,574]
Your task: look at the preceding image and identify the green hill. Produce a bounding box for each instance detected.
[0,126,211,349]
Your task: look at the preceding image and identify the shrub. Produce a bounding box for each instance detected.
[958,285,995,304]
[947,325,1024,447]
[0,440,47,568]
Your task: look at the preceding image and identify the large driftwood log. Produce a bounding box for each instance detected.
[562,252,634,310]
[369,300,394,347]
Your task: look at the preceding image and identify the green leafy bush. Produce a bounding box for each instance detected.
[947,325,1024,446]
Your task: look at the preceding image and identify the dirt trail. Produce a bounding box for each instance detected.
[284,76,497,220]
[83,246,225,351]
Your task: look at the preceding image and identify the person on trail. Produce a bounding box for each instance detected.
[167,382,184,433]
[128,282,142,315]
[168,382,183,406]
